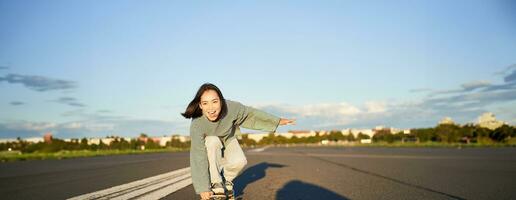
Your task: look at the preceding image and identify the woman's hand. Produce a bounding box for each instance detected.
[200,191,213,200]
[279,118,296,126]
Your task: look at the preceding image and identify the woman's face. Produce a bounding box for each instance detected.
[199,89,221,121]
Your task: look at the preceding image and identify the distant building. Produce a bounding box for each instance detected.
[360,139,372,144]
[342,129,375,138]
[0,139,17,143]
[150,137,160,144]
[373,126,394,134]
[88,138,101,145]
[150,136,169,146]
[246,132,271,142]
[145,135,191,147]
[64,138,80,143]
[138,136,149,143]
[155,136,171,147]
[171,135,190,143]
[25,137,44,143]
[478,112,505,130]
[44,132,53,143]
[439,117,455,125]
[86,138,116,145]
[101,138,115,145]
[280,130,317,139]
[390,127,402,134]
[243,130,319,143]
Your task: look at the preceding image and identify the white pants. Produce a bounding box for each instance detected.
[205,136,248,184]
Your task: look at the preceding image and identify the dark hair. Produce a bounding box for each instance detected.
[181,83,228,119]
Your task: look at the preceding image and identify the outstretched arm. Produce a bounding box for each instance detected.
[279,118,296,126]
[235,102,295,131]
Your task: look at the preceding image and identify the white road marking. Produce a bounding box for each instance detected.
[67,167,191,200]
[136,175,192,200]
[248,146,268,153]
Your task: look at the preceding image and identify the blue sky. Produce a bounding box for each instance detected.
[1,0,515,139]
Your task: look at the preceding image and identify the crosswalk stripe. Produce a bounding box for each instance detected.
[67,167,191,200]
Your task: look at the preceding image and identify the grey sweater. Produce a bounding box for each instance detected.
[189,100,280,194]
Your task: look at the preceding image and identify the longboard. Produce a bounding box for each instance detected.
[209,194,227,200]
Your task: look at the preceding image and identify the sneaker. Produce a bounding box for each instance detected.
[211,182,225,196]
[225,181,234,199]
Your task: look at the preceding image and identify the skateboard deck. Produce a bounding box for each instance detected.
[209,194,227,200]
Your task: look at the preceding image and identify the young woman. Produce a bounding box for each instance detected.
[182,83,295,200]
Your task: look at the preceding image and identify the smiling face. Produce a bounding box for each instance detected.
[199,89,222,121]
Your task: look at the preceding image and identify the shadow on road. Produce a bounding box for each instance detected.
[233,162,285,198]
[276,180,349,200]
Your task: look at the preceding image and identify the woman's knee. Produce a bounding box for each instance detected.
[239,158,248,169]
[227,158,247,170]
[204,136,222,149]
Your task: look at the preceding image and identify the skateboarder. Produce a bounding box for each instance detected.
[182,83,295,200]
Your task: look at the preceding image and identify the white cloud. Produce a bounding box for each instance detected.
[364,101,387,113]
[6,121,57,131]
[83,122,115,132]
[256,102,362,118]
[296,102,361,117]
[428,80,493,97]
[0,73,77,92]
[256,101,391,130]
[0,118,188,139]
[60,121,114,132]
[409,88,433,93]
[461,80,491,91]
[62,122,83,129]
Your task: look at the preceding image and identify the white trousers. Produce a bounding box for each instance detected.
[205,136,248,184]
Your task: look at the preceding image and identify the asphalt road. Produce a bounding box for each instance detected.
[1,147,515,200]
[0,152,190,200]
[164,147,516,200]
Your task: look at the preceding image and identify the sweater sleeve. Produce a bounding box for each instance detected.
[235,102,281,132]
[189,121,211,194]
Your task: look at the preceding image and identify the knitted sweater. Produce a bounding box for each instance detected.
[189,100,280,194]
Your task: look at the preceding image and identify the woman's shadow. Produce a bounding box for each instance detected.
[276,180,349,200]
[232,162,349,200]
[233,162,285,198]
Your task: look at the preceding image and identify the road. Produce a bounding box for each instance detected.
[1,147,515,200]
[0,152,190,199]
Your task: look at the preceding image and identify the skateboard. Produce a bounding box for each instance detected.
[209,194,227,200]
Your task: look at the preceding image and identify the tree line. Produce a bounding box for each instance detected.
[0,134,190,153]
[1,124,515,153]
[238,124,516,146]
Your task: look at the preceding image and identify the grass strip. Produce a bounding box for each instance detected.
[0,148,188,162]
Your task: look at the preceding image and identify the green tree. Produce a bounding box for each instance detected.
[411,128,437,142]
[168,137,187,148]
[288,135,301,144]
[356,132,370,140]
[373,129,393,143]
[491,124,513,142]
[144,139,161,149]
[435,124,461,143]
[80,138,89,150]
[328,131,345,141]
[98,140,108,150]
[238,134,257,147]
[346,133,355,142]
